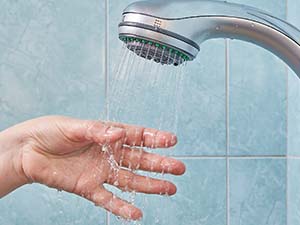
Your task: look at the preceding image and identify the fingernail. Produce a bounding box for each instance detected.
[119,206,133,218]
[171,135,177,145]
[120,206,142,220]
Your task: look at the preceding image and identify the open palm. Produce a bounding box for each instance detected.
[19,116,185,220]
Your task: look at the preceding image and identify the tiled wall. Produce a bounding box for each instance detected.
[0,0,300,225]
[287,0,300,224]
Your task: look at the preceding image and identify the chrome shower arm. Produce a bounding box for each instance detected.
[190,16,300,76]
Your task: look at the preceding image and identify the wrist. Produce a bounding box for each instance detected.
[0,127,30,197]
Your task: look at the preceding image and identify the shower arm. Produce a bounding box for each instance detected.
[121,0,300,76]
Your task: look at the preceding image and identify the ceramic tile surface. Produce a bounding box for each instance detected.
[229,0,287,156]
[287,0,300,155]
[0,1,107,224]
[229,159,286,225]
[288,159,300,225]
[110,159,226,225]
[0,0,106,130]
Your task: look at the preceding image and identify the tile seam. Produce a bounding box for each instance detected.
[225,39,230,225]
[173,156,289,159]
[285,0,289,224]
[104,0,110,121]
[104,1,110,225]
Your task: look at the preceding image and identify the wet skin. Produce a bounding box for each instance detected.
[0,116,185,220]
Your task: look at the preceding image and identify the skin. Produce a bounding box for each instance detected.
[0,116,185,220]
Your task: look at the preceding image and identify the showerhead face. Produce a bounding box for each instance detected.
[119,35,192,66]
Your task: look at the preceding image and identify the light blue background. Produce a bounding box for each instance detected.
[0,0,300,224]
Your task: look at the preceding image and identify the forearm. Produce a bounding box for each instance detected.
[0,127,29,198]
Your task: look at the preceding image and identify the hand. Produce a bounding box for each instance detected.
[0,116,185,220]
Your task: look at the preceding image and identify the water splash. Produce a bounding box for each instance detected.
[104,43,187,224]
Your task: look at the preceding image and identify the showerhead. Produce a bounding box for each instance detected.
[118,0,300,74]
[118,0,201,66]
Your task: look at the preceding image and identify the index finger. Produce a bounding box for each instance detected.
[103,121,177,148]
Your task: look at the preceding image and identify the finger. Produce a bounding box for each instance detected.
[83,121,126,145]
[83,186,142,220]
[119,147,186,175]
[107,169,177,195]
[103,122,177,148]
[44,116,126,145]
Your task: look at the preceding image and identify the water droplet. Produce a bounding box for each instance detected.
[116,216,122,220]
[136,163,140,170]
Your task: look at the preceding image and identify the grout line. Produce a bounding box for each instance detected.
[173,155,290,159]
[286,156,289,225]
[225,41,230,155]
[104,2,110,225]
[104,0,110,121]
[285,1,289,224]
[229,156,287,159]
[286,62,289,225]
[174,156,226,160]
[225,39,230,225]
[106,213,110,225]
[287,156,300,159]
[285,0,289,156]
[286,0,289,21]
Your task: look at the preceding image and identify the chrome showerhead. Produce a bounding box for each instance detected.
[118,0,300,74]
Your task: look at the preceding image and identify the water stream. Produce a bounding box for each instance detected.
[105,43,187,224]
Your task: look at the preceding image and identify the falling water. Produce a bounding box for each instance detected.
[104,41,187,224]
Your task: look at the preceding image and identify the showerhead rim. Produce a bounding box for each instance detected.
[119,35,193,60]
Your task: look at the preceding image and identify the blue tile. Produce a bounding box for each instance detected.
[288,0,300,28]
[110,159,226,225]
[228,0,287,156]
[108,0,226,155]
[229,159,286,225]
[175,40,226,156]
[229,41,287,156]
[0,184,106,225]
[287,71,300,155]
[288,159,300,225]
[287,0,300,156]
[0,1,107,224]
[230,0,286,19]
[108,0,136,79]
[0,0,106,130]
